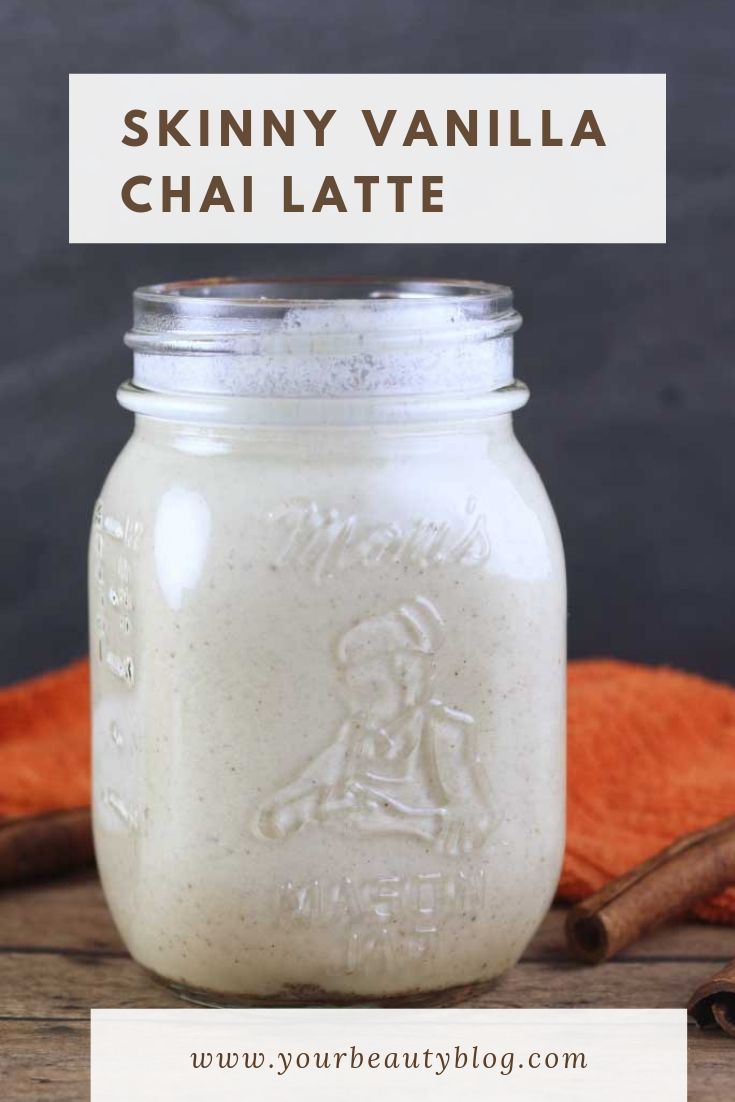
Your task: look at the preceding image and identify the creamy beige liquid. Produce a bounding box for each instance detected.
[91,410,565,1001]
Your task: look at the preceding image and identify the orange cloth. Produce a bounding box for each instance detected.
[0,659,90,817]
[1,656,734,921]
[562,659,735,923]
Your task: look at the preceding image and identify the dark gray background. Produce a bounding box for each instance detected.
[2,0,733,684]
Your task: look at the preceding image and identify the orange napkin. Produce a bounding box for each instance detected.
[562,659,735,923]
[2,656,734,921]
[0,659,90,817]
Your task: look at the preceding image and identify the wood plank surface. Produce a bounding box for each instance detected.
[1,874,733,1100]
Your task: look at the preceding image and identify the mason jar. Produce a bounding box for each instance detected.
[90,277,566,1006]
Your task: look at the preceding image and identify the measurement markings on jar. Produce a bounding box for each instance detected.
[93,499,142,687]
[101,785,140,831]
[97,714,141,835]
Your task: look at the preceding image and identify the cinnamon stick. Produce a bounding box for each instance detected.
[688,960,735,1038]
[565,815,735,964]
[0,808,94,887]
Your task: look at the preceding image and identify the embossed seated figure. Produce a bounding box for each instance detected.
[255,597,492,855]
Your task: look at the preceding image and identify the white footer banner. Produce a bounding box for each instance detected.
[91,1007,686,1100]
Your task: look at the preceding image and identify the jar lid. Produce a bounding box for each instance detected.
[125,278,521,398]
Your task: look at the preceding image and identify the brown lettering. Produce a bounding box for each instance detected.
[221,110,251,147]
[122,110,147,147]
[510,110,531,147]
[542,109,563,146]
[158,110,189,146]
[198,109,209,146]
[304,109,336,146]
[422,175,443,212]
[387,175,411,213]
[354,175,379,213]
[403,110,438,146]
[199,176,234,213]
[264,110,294,146]
[162,176,191,212]
[571,109,606,146]
[447,110,477,146]
[362,109,396,146]
[283,176,304,212]
[489,109,498,147]
[313,176,347,213]
[121,176,151,212]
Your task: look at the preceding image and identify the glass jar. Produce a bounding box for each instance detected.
[90,278,565,1006]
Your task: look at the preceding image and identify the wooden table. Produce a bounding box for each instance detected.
[1,873,732,1099]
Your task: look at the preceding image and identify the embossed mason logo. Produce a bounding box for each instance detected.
[275,868,488,974]
[254,596,493,856]
[269,496,490,585]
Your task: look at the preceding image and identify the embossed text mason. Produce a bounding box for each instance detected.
[90,277,566,1005]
